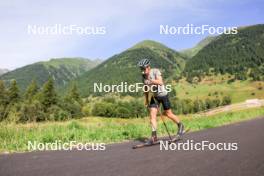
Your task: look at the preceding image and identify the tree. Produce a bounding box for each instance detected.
[0,80,8,120]
[63,84,83,118]
[67,84,82,104]
[0,80,7,106]
[8,80,20,104]
[24,80,39,101]
[40,77,57,111]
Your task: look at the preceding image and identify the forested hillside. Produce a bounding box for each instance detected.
[184,24,264,81]
[0,58,101,91]
[74,40,186,97]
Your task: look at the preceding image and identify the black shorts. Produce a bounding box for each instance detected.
[149,95,171,110]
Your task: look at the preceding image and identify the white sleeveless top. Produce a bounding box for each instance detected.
[144,68,167,97]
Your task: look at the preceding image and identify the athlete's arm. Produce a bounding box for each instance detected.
[150,75,163,85]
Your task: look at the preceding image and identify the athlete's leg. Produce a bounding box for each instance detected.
[159,95,184,136]
[149,107,158,132]
[164,109,184,136]
[157,95,181,124]
[164,109,180,124]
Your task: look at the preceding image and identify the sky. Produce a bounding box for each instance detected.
[0,0,263,70]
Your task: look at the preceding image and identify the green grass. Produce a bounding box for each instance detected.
[0,107,264,152]
[174,76,264,103]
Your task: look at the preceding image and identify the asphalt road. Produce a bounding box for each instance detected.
[1,117,264,176]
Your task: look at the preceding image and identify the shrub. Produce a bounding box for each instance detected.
[205,98,213,109]
[222,96,232,106]
[181,99,193,114]
[211,98,221,108]
[92,102,117,117]
[193,99,205,113]
[129,99,146,118]
[82,104,92,116]
[115,107,130,118]
[62,100,83,119]
[18,100,45,122]
[5,103,21,123]
[47,105,70,121]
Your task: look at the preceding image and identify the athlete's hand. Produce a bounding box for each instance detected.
[144,79,152,85]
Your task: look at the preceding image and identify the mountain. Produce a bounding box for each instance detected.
[0,68,9,76]
[74,40,186,97]
[181,36,216,58]
[0,58,101,91]
[184,24,264,79]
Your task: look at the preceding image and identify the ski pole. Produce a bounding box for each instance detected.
[158,106,172,140]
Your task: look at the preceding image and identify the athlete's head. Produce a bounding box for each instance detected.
[137,59,151,75]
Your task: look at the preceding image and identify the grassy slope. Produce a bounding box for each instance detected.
[41,58,101,69]
[181,36,216,59]
[1,107,263,152]
[173,75,264,103]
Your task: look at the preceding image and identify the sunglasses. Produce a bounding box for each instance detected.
[140,66,149,71]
